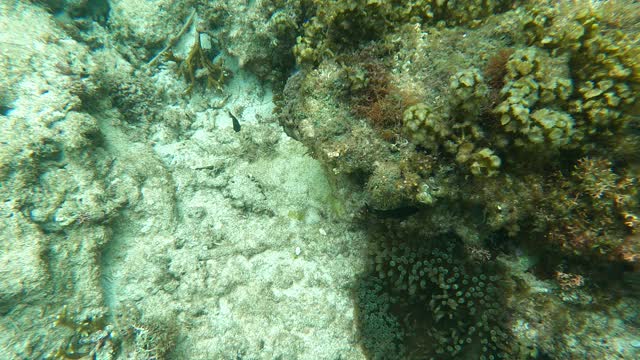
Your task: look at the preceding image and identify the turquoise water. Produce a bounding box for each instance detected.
[0,1,638,359]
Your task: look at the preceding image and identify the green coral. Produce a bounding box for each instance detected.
[363,229,514,358]
[523,1,640,155]
[529,108,574,146]
[402,103,450,148]
[355,277,405,359]
[449,68,490,116]
[469,147,502,177]
[493,47,575,147]
[341,63,369,93]
[294,0,515,65]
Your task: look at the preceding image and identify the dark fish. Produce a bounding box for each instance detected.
[365,204,420,219]
[228,110,241,132]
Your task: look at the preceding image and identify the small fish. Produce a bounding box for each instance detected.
[228,110,241,132]
[364,204,420,219]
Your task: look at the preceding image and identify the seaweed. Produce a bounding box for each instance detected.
[53,306,116,359]
[181,29,229,95]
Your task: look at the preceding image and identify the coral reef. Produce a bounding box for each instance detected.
[281,0,640,357]
[282,0,640,259]
[355,277,405,359]
[360,225,514,359]
[293,0,515,66]
[2,0,639,359]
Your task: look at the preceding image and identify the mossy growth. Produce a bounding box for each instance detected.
[181,30,229,95]
[345,57,419,137]
[544,157,639,258]
[366,161,407,210]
